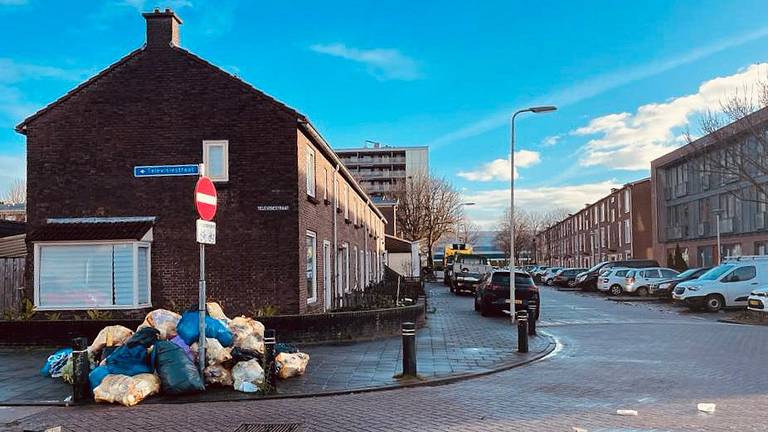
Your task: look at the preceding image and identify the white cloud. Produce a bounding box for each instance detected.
[575,63,768,170]
[541,135,561,147]
[0,153,25,191]
[426,26,768,149]
[310,43,421,81]
[463,180,622,228]
[457,150,540,181]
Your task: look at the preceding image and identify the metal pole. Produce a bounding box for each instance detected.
[510,111,520,324]
[401,322,417,376]
[516,310,529,353]
[263,329,277,393]
[71,336,91,402]
[198,243,206,377]
[716,212,722,263]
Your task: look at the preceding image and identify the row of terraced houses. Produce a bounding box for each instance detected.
[536,107,768,268]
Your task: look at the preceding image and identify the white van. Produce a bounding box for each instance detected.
[672,256,768,312]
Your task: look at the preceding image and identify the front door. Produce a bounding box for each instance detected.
[323,241,332,310]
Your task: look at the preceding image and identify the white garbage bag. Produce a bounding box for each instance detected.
[232,359,264,392]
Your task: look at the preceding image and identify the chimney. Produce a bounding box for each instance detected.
[142,8,182,48]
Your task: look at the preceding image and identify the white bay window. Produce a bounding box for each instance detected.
[34,241,151,310]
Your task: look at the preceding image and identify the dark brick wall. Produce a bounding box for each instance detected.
[23,44,306,316]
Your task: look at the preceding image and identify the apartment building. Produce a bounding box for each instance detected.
[651,108,768,267]
[535,179,653,267]
[335,144,428,199]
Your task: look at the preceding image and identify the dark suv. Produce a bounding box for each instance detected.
[575,259,659,291]
[475,270,540,318]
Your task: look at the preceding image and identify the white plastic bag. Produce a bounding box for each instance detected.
[228,316,265,354]
[275,352,310,379]
[89,326,134,353]
[205,338,232,365]
[232,359,264,392]
[204,364,234,386]
[137,309,181,340]
[93,373,160,407]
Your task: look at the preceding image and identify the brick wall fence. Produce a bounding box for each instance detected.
[0,299,426,346]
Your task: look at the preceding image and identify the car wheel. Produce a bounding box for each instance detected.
[636,286,649,297]
[479,300,490,317]
[704,294,724,312]
[609,284,623,296]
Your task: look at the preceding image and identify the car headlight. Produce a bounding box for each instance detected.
[687,286,699,291]
[659,282,670,289]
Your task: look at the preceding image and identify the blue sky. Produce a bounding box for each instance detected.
[1,0,767,226]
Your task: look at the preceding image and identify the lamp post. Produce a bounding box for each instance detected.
[509,106,556,323]
[713,208,725,264]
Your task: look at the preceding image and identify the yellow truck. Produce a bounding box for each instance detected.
[443,243,473,285]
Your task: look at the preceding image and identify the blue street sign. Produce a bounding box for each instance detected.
[134,164,200,178]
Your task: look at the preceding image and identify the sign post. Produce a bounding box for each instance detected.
[194,170,217,377]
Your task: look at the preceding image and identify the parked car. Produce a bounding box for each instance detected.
[552,268,587,287]
[747,288,768,313]
[648,267,711,297]
[673,256,768,312]
[574,259,660,291]
[531,266,549,282]
[624,267,679,296]
[541,267,563,285]
[475,269,540,318]
[597,267,632,296]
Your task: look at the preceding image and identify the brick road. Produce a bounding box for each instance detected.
[5,286,768,432]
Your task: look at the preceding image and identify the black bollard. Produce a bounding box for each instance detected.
[263,329,277,394]
[516,310,529,353]
[527,304,537,336]
[401,322,417,376]
[71,337,91,402]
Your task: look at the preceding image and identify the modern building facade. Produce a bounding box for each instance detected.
[335,144,428,199]
[535,179,654,267]
[651,108,768,267]
[18,9,386,318]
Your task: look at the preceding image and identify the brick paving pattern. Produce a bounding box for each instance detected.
[6,286,768,431]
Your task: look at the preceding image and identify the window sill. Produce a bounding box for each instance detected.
[34,304,152,311]
[306,195,320,205]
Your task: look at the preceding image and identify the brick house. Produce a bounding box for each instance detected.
[17,9,386,317]
[535,179,654,267]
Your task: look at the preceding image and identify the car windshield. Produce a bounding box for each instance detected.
[699,264,735,281]
[675,268,700,279]
[460,272,482,278]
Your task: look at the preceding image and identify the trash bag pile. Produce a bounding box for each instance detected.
[41,302,310,406]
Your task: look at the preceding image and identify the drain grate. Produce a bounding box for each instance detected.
[234,424,303,432]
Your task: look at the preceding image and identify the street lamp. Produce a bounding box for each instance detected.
[456,202,476,243]
[713,208,725,264]
[509,106,557,324]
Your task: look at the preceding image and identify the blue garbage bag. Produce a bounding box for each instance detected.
[153,340,205,395]
[104,327,159,376]
[41,348,72,377]
[89,365,110,390]
[177,311,233,347]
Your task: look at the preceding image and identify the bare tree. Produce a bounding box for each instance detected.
[457,219,481,245]
[495,207,569,265]
[394,173,462,268]
[681,85,768,206]
[3,179,25,205]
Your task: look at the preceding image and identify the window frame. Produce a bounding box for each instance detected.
[203,140,229,182]
[306,146,316,197]
[306,231,318,304]
[33,240,152,310]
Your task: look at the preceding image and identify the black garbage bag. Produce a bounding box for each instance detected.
[230,347,263,364]
[153,340,205,395]
[275,343,298,355]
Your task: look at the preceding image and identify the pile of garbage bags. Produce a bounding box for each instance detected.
[41,303,310,407]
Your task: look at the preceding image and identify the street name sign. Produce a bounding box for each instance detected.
[195,177,217,221]
[134,164,200,177]
[196,219,216,245]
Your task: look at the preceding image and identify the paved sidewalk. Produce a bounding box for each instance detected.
[0,283,553,405]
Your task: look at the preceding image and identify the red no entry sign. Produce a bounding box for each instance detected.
[195,177,217,221]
